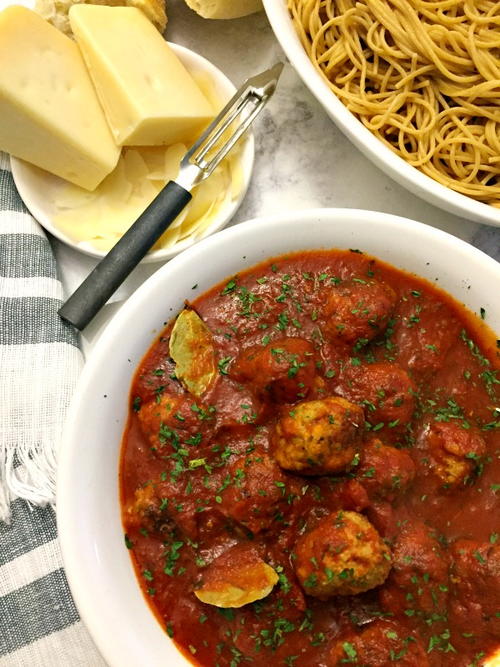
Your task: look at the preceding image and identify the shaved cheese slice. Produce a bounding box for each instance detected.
[163,144,186,181]
[98,157,134,207]
[122,148,149,185]
[142,152,168,180]
[55,181,99,211]
[140,144,186,181]
[52,139,239,253]
[180,165,228,234]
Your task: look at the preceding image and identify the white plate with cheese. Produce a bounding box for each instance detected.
[7,6,254,262]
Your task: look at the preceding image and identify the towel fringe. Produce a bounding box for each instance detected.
[0,449,57,523]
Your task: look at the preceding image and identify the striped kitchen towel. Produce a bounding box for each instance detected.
[0,152,105,665]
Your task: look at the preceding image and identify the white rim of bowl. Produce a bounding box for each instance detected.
[262,0,500,227]
[58,208,500,667]
[10,42,255,263]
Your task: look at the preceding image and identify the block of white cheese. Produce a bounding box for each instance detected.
[69,5,215,146]
[0,6,120,191]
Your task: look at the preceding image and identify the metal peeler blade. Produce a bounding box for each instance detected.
[176,62,284,190]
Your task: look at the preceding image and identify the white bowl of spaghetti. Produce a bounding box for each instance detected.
[263,0,500,227]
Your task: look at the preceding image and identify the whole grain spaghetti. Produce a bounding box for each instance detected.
[289,0,500,206]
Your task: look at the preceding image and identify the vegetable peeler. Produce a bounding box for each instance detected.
[58,62,284,331]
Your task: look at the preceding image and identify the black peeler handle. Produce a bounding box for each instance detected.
[58,180,192,331]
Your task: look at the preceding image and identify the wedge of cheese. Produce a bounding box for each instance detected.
[69,5,215,146]
[0,6,120,191]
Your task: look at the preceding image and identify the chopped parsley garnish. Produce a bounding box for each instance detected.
[221,279,237,295]
[164,541,184,576]
[217,356,233,375]
[342,641,357,660]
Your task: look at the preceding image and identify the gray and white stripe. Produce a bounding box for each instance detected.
[0,152,104,664]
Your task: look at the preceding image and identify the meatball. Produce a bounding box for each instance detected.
[209,376,265,429]
[449,539,500,636]
[419,420,486,488]
[219,451,291,534]
[335,478,370,513]
[366,500,398,539]
[356,438,415,500]
[293,511,391,598]
[265,548,307,620]
[230,337,316,403]
[125,473,230,541]
[338,362,415,430]
[393,295,461,379]
[380,521,449,615]
[137,392,213,449]
[322,278,396,345]
[271,396,364,475]
[329,619,429,666]
[124,483,160,531]
[123,480,185,537]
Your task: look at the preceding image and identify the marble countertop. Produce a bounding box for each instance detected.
[51,0,500,351]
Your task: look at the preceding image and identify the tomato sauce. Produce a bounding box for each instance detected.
[120,250,500,666]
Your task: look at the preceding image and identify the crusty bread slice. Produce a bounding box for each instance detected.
[35,0,167,34]
[184,0,262,19]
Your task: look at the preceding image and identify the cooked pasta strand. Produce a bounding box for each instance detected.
[288,0,500,205]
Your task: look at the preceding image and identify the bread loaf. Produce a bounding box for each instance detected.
[35,0,167,35]
[184,0,262,19]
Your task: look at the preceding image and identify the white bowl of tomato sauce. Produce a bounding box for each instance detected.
[58,209,500,667]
